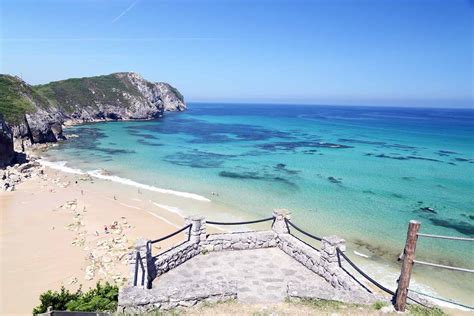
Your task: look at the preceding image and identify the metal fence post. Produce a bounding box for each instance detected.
[394,220,420,311]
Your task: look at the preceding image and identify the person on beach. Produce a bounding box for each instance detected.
[111,221,118,229]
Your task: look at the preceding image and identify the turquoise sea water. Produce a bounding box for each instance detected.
[44,103,474,302]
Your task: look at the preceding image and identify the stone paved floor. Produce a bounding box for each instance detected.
[154,248,337,303]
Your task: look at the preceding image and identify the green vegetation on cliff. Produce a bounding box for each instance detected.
[0,75,50,124]
[0,72,184,126]
[34,73,143,112]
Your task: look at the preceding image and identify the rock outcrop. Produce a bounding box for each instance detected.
[0,159,42,191]
[0,72,186,146]
[154,82,187,112]
[0,114,15,168]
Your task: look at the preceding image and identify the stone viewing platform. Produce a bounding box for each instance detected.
[118,211,387,313]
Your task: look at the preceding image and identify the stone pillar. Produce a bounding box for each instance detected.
[272,209,291,234]
[185,216,206,243]
[130,238,152,288]
[321,235,346,263]
[321,235,346,288]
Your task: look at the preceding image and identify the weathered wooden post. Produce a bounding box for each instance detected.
[394,220,420,311]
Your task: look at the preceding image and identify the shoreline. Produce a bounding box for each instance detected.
[0,161,216,315]
[1,154,472,314]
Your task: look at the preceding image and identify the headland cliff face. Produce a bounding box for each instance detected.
[0,114,15,168]
[0,72,186,167]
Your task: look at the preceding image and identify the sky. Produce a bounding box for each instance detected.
[0,0,472,107]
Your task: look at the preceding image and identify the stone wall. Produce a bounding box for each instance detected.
[119,281,237,313]
[153,241,200,278]
[152,217,205,279]
[201,230,278,253]
[121,211,377,312]
[130,217,205,288]
[277,233,358,291]
[130,211,364,292]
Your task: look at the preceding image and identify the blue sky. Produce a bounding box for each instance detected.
[0,0,472,107]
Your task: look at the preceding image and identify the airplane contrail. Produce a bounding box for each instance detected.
[112,0,140,23]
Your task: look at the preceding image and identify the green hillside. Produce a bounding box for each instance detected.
[0,75,51,124]
[34,73,144,113]
[0,72,184,126]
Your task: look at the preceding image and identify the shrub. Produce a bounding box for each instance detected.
[33,282,119,315]
[66,282,118,312]
[32,286,82,315]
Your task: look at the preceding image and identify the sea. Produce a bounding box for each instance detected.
[42,103,474,307]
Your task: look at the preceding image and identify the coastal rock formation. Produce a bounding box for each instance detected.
[0,72,186,147]
[154,82,186,112]
[24,110,66,143]
[1,159,43,191]
[0,115,15,168]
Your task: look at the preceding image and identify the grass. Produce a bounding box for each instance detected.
[372,300,388,310]
[407,304,448,316]
[0,74,48,124]
[119,299,451,316]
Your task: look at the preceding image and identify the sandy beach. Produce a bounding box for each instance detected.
[0,155,471,315]
[0,165,203,315]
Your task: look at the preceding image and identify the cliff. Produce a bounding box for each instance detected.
[0,72,186,146]
[0,114,15,168]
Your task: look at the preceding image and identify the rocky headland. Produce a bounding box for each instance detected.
[0,72,186,189]
[0,114,15,168]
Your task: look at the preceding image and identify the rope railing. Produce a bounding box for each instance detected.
[134,224,193,287]
[337,249,429,307]
[206,216,275,226]
[336,248,395,296]
[417,233,474,242]
[133,252,146,286]
[146,224,193,259]
[284,218,322,241]
[408,288,474,310]
[395,221,474,311]
[413,260,474,273]
[148,224,192,246]
[412,230,474,273]
[136,215,472,311]
[284,219,411,302]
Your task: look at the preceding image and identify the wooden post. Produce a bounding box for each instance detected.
[394,220,420,311]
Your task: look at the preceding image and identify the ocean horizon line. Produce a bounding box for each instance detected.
[186,100,474,111]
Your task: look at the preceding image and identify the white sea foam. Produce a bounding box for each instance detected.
[39,159,211,202]
[152,202,184,216]
[146,211,181,228]
[119,202,141,210]
[353,250,370,258]
[38,159,85,175]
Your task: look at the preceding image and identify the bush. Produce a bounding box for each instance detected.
[33,282,118,315]
[66,282,118,312]
[32,286,82,315]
